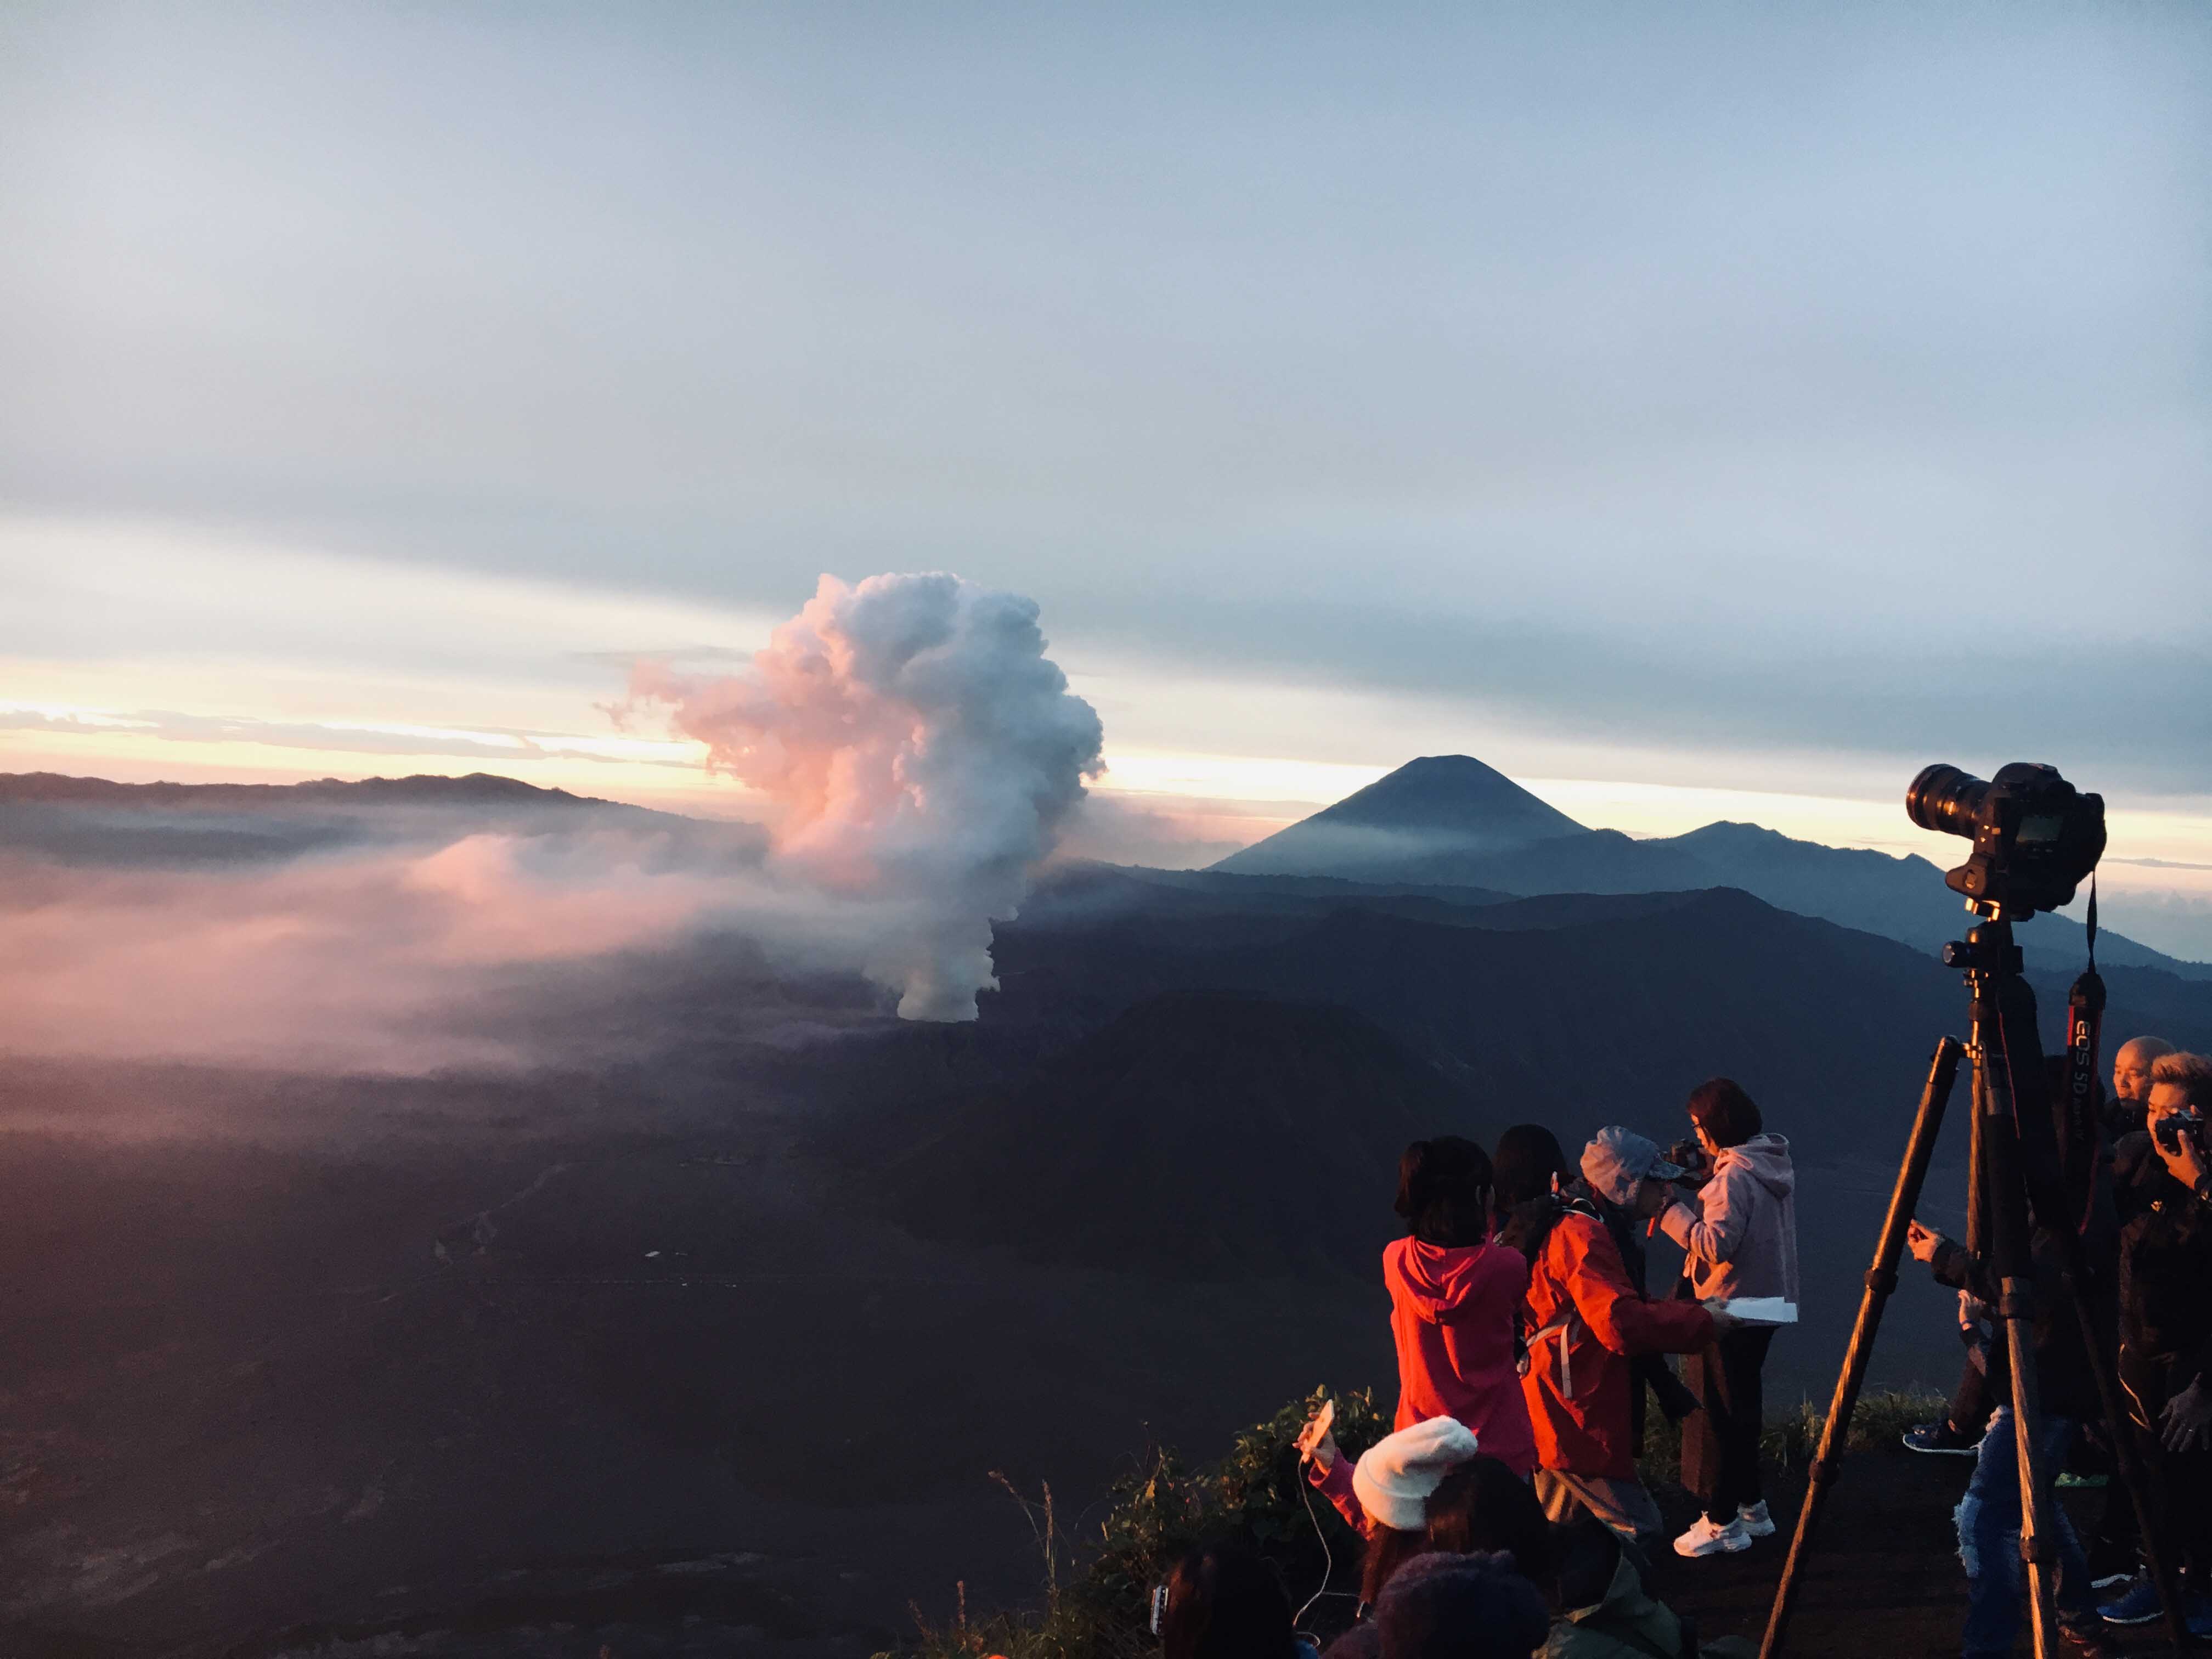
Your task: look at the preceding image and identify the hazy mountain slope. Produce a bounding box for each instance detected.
[1215,753,1588,878]
[989,887,2212,1165]
[0,771,613,810]
[0,770,766,868]
[872,992,1488,1278]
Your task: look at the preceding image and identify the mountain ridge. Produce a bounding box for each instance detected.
[1206,756,2211,978]
[0,770,610,810]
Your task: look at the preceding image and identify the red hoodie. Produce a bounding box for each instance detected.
[1382,1235,1537,1477]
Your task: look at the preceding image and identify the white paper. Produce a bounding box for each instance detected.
[1720,1296,1798,1325]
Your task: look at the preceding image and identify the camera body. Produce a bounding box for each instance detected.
[1664,1136,1709,1183]
[1906,762,2106,918]
[2153,1108,2207,1161]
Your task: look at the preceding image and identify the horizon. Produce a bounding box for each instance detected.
[10,740,2211,962]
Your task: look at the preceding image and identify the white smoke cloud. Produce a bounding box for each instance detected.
[622,573,1104,1019]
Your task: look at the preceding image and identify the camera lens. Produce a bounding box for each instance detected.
[1906,764,1990,838]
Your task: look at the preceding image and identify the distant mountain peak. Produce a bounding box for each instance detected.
[1212,754,1588,878]
[1323,755,1588,830]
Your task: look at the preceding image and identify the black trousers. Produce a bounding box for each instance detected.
[1684,1325,1775,1523]
[2121,1347,2212,1580]
[1950,1346,1993,1436]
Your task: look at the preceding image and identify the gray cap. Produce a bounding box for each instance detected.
[1581,1126,1683,1205]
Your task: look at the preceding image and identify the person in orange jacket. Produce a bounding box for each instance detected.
[1493,1124,1731,1549]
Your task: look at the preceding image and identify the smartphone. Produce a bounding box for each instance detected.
[1300,1398,1335,1458]
[1150,1582,1169,1634]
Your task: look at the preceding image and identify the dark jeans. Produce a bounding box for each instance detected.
[1684,1325,1774,1523]
[1958,1406,2096,1658]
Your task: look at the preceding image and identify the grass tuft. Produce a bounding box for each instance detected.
[1637,1383,1948,1491]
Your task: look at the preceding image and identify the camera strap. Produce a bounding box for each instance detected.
[2064,872,2106,1233]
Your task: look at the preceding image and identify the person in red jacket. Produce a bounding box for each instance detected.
[1382,1136,1538,1477]
[1496,1124,1724,1548]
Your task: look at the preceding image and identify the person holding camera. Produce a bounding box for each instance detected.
[1658,1079,1797,1559]
[2094,1050,2212,1634]
[1493,1125,1726,1549]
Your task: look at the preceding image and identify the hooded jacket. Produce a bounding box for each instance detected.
[2112,1154,2211,1417]
[1544,1543,1757,1658]
[1383,1235,1538,1477]
[1510,1202,1714,1480]
[1660,1133,1799,1308]
[1544,1545,1683,1659]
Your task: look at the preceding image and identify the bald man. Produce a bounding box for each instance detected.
[2113,1037,2181,1232]
[2112,1036,2177,1141]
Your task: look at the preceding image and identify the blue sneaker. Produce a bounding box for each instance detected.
[2097,1577,2162,1626]
[1901,1419,1980,1455]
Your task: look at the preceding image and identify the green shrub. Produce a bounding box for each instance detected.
[886,1384,1386,1659]
[892,1378,1946,1659]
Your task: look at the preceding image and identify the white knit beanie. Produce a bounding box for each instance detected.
[1350,1416,1481,1532]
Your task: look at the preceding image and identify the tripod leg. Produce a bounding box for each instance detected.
[1975,998,2064,1658]
[1759,1036,1963,1659]
[1997,1276,2064,1659]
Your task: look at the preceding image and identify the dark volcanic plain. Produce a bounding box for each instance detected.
[6,771,2212,1656]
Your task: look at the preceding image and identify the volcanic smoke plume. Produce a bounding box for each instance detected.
[627,573,1104,1020]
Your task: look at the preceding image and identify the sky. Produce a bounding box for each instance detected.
[3,3,2210,954]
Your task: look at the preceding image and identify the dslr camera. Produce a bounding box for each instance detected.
[1664,1137,1710,1185]
[2153,1108,2207,1161]
[1906,762,2106,918]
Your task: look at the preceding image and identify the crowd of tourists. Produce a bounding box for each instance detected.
[1897,1039,2212,1657]
[1150,1041,2212,1659]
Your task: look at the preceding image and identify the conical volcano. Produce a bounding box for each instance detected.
[1212,754,1588,881]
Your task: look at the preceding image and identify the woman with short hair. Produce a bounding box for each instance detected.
[1662,1077,1798,1558]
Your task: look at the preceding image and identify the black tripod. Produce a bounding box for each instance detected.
[1759,907,2190,1658]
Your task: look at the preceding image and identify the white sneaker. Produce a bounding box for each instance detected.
[1674,1515,1752,1557]
[1736,1499,1775,1538]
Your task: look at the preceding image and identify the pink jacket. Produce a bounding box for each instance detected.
[1382,1235,1538,1477]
